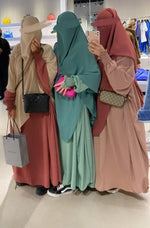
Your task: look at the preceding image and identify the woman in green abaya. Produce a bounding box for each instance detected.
[47,11,101,196]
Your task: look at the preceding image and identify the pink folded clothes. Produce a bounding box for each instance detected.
[55,76,76,98]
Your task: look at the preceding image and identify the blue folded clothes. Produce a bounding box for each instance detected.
[138,109,150,122]
[3,30,13,38]
[138,69,150,122]
[135,68,149,81]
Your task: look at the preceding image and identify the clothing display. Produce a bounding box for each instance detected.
[140,20,148,43]
[136,19,150,53]
[135,68,149,81]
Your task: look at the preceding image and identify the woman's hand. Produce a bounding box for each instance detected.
[31,39,40,53]
[54,77,68,96]
[8,108,16,120]
[88,41,106,58]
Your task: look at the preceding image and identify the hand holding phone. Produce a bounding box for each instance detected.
[87,30,100,43]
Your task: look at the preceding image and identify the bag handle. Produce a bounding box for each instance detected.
[6,118,21,139]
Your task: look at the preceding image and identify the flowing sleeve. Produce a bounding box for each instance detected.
[64,75,88,93]
[4,90,16,111]
[100,52,135,96]
[4,47,19,111]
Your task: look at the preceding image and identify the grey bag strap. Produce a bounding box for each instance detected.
[6,118,21,139]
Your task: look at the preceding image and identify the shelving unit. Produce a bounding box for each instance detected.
[0,21,57,48]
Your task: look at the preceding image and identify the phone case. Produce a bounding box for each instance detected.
[87,31,100,42]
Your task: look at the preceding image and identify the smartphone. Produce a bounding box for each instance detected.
[87,30,100,43]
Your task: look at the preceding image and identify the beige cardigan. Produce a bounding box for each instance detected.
[7,43,57,129]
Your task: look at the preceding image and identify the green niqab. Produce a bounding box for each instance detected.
[53,11,101,142]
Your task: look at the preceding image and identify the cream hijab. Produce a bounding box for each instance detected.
[20,16,42,72]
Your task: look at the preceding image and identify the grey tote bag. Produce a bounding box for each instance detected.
[3,119,29,168]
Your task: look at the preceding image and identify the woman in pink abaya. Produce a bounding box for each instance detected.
[88,8,149,194]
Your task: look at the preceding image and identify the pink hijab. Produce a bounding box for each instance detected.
[92,8,143,136]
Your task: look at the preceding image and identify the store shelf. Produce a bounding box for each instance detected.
[140,54,150,70]
[137,80,148,93]
[1,22,57,48]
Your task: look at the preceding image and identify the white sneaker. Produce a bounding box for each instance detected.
[106,188,119,194]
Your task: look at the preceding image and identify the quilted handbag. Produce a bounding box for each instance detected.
[100,90,127,108]
[22,59,50,113]
[23,93,49,113]
[3,119,29,167]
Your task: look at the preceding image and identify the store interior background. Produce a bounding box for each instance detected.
[1,0,150,23]
[0,0,150,227]
[0,0,149,160]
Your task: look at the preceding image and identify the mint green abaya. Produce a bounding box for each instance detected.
[53,11,101,190]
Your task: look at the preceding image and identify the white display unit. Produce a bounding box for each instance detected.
[140,53,150,70]
[0,20,57,49]
[0,23,20,49]
[137,54,150,94]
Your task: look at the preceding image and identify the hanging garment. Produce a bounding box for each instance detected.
[140,21,148,43]
[146,20,150,46]
[136,21,141,40]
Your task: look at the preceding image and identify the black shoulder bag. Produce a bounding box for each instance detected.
[22,58,50,113]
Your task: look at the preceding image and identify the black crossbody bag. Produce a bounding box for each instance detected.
[22,58,50,113]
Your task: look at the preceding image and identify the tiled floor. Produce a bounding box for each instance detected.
[0,100,150,228]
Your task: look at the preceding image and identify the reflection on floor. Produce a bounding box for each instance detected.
[0,100,150,228]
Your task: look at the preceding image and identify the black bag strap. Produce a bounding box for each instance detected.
[21,58,24,97]
[21,57,50,97]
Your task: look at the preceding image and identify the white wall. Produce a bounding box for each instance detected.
[74,2,103,31]
[74,0,150,31]
[1,0,150,25]
[74,2,103,22]
[67,0,74,12]
[104,0,150,20]
[0,0,60,23]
